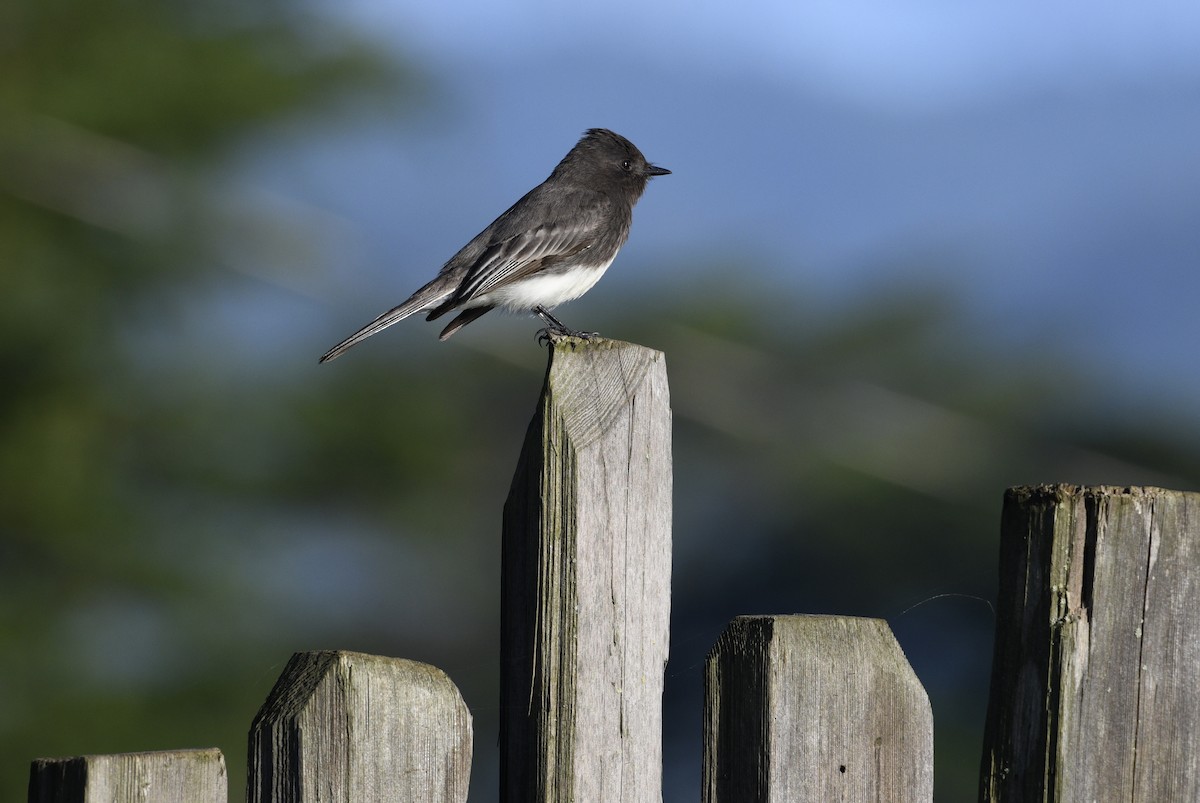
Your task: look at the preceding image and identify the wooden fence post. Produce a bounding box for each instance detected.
[704,615,933,803]
[501,338,672,803]
[28,748,226,803]
[247,650,472,803]
[979,484,1200,802]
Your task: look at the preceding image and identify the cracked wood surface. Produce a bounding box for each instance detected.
[980,485,1200,802]
[500,338,672,803]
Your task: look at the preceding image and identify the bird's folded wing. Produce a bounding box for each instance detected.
[454,215,601,303]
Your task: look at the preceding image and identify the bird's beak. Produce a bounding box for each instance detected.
[646,164,671,177]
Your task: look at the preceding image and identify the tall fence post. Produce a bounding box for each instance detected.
[979,484,1200,802]
[704,615,933,802]
[246,650,472,803]
[28,748,227,803]
[501,338,672,803]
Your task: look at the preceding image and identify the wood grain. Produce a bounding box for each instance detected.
[501,337,672,803]
[980,485,1200,802]
[247,650,471,803]
[704,615,933,803]
[29,748,226,803]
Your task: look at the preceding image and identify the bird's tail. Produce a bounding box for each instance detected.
[318,280,452,363]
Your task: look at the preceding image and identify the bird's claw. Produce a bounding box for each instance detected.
[536,327,599,346]
[533,305,598,346]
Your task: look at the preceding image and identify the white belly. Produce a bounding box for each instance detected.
[477,259,614,311]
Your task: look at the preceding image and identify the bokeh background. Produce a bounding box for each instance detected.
[4,1,1200,800]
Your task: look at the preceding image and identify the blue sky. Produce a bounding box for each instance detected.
[247,2,1200,404]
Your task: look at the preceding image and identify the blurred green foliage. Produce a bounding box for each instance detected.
[0,0,402,797]
[3,2,1199,802]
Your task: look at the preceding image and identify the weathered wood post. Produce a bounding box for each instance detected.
[247,650,472,803]
[501,337,672,803]
[704,615,934,802]
[28,748,227,803]
[980,485,1200,802]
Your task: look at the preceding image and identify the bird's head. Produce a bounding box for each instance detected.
[554,128,670,198]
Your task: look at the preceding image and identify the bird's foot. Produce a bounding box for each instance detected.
[536,326,599,346]
[534,305,598,346]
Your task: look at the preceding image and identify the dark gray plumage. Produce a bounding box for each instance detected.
[319,128,669,362]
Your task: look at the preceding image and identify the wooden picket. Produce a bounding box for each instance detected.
[27,341,1200,803]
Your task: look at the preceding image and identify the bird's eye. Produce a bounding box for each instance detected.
[621,159,633,171]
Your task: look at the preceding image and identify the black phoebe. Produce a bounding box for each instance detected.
[319,128,669,362]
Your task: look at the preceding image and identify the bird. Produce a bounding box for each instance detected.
[319,128,669,362]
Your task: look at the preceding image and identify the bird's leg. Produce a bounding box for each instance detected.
[535,305,572,332]
[534,305,598,344]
